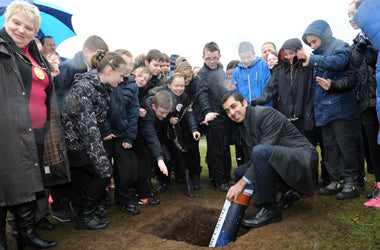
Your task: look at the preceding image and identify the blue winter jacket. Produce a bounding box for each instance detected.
[302,20,358,126]
[232,58,272,106]
[101,75,140,145]
[354,0,380,144]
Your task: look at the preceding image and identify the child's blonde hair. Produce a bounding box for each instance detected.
[133,66,151,77]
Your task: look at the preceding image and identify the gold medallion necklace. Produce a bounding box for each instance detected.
[12,50,47,80]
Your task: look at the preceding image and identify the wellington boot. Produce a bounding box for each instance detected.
[192,174,201,190]
[184,169,194,198]
[74,214,109,230]
[13,202,57,249]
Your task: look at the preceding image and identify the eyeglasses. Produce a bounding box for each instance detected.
[205,57,219,62]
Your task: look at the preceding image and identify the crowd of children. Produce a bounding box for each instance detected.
[6,0,380,234]
[47,2,378,228]
[46,15,379,231]
[2,0,380,248]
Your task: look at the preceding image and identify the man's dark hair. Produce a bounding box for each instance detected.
[262,41,277,51]
[221,91,245,106]
[40,35,53,45]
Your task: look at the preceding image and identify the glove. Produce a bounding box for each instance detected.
[355,40,368,53]
[356,40,378,69]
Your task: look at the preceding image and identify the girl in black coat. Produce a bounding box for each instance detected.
[154,74,201,197]
[174,57,203,189]
[61,51,127,230]
[166,74,201,197]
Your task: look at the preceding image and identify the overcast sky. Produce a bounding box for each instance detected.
[43,0,357,69]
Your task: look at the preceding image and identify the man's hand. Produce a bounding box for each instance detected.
[226,178,247,203]
[157,159,168,176]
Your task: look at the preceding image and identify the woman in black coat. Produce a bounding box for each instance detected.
[0,2,67,248]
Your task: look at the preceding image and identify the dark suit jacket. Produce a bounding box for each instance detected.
[241,106,318,196]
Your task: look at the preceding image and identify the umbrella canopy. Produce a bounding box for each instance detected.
[0,0,76,47]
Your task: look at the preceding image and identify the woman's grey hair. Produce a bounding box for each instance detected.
[5,1,41,35]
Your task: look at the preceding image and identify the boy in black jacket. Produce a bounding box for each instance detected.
[196,41,234,191]
[134,90,172,205]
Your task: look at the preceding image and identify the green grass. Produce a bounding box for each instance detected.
[199,139,238,179]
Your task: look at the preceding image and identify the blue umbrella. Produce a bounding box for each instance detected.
[0,0,76,47]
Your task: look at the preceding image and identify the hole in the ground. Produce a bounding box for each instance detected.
[140,205,249,247]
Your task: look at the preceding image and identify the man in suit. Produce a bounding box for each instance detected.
[222,91,318,228]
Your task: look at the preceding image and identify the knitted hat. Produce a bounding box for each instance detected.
[170,54,180,71]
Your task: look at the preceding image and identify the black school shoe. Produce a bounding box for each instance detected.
[242,205,282,228]
[121,204,140,216]
[156,183,169,194]
[278,189,302,211]
[319,180,344,195]
[35,217,55,230]
[138,197,160,205]
[336,182,360,200]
